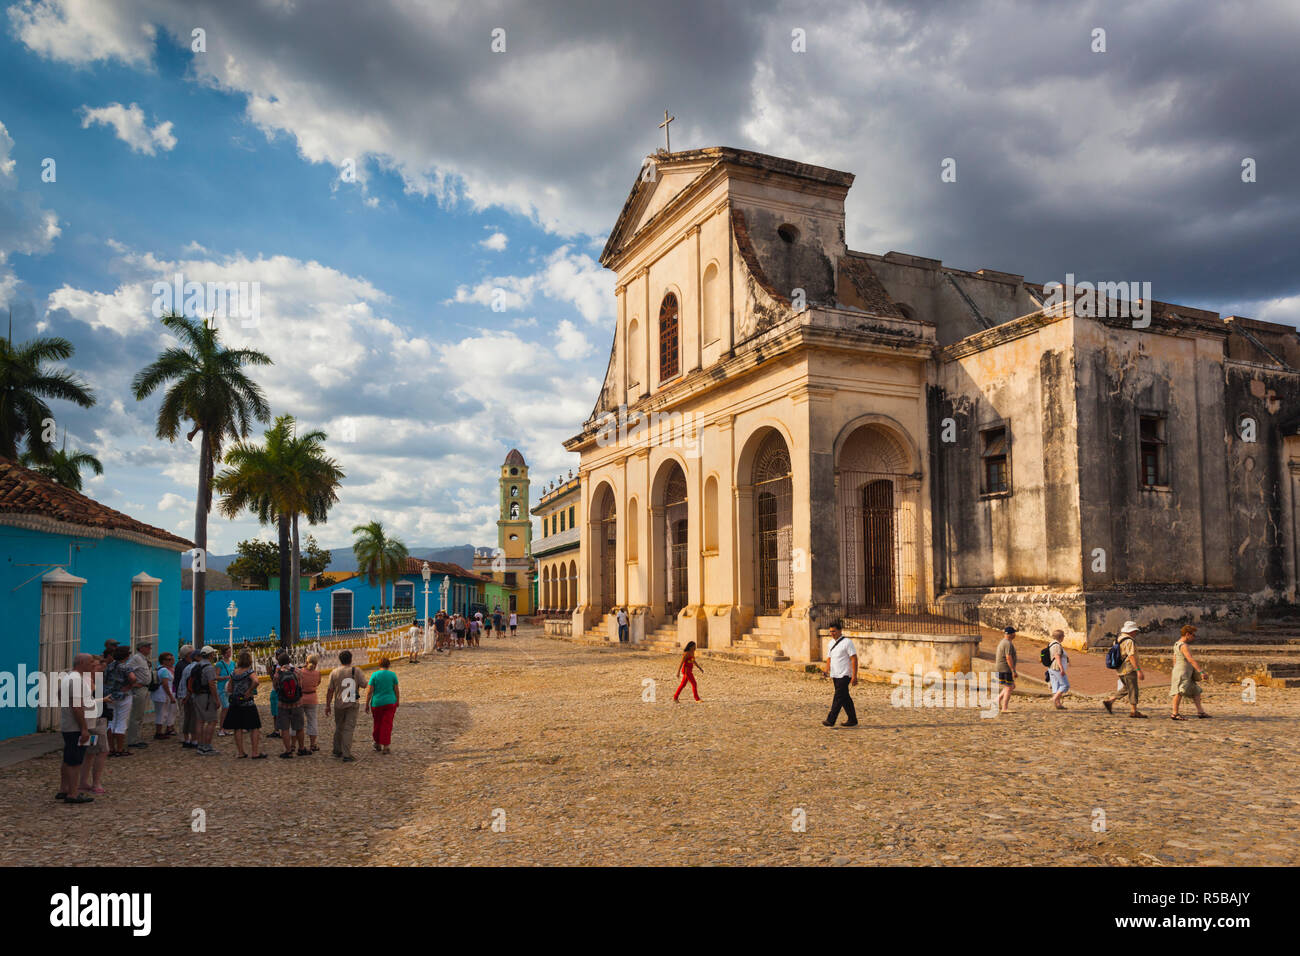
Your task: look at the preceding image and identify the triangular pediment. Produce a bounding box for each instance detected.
[599,151,724,267]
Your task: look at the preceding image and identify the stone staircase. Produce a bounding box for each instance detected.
[638,623,681,653]
[704,615,790,664]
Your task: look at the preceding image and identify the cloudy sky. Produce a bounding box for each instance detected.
[1,0,1297,554]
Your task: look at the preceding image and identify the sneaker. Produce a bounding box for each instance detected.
[280,751,294,759]
[843,721,859,727]
[297,748,312,756]
[182,741,198,749]
[197,747,218,756]
[341,756,356,762]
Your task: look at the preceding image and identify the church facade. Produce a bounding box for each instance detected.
[563,146,1300,662]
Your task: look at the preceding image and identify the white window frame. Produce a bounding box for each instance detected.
[131,572,161,663]
[331,588,354,631]
[38,568,85,731]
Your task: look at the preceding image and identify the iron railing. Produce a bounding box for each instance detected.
[838,602,981,635]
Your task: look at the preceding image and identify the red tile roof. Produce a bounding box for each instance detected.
[0,456,193,551]
[395,556,492,582]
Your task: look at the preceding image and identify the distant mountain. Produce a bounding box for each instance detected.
[184,543,480,573]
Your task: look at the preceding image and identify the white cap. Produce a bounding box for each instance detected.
[1119,621,1140,635]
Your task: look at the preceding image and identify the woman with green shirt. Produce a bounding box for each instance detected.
[366,658,399,754]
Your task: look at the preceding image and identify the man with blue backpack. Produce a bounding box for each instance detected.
[1102,620,1147,718]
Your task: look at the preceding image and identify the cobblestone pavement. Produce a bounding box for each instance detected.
[2,631,1296,866]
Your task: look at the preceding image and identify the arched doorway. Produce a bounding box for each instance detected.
[569,559,578,611]
[589,484,618,614]
[836,422,920,612]
[752,432,793,615]
[661,462,689,615]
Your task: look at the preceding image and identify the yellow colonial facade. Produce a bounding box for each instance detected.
[532,475,580,613]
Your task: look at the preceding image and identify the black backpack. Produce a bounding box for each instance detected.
[228,671,254,706]
[1039,642,1060,668]
[147,667,161,693]
[274,667,302,705]
[188,662,209,695]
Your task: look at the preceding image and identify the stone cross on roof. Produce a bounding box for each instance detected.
[658,109,675,152]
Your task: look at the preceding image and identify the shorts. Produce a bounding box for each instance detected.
[193,693,219,723]
[275,707,305,733]
[1048,669,1070,694]
[996,671,1015,687]
[107,695,132,735]
[61,731,87,766]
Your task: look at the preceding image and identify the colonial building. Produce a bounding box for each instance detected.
[563,146,1300,661]
[532,473,580,614]
[0,457,191,740]
[472,448,535,615]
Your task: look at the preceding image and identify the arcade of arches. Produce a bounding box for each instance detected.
[570,412,931,663]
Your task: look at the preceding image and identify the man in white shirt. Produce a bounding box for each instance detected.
[821,620,858,727]
[616,607,629,643]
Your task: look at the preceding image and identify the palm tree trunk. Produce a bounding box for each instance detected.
[291,513,301,641]
[193,434,209,649]
[277,513,291,647]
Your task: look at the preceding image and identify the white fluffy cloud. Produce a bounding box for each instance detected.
[42,241,589,551]
[448,245,613,323]
[479,231,507,251]
[80,102,176,155]
[0,120,60,308]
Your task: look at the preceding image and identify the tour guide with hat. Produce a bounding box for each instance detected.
[995,626,1018,712]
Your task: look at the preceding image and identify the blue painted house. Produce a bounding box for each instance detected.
[183,557,492,645]
[0,458,191,742]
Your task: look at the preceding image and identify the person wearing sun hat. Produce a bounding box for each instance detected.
[1103,621,1147,718]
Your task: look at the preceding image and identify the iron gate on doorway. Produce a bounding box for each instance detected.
[838,469,921,614]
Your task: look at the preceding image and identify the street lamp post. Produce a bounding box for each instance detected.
[439,574,450,615]
[315,603,322,640]
[421,562,431,652]
[226,600,238,655]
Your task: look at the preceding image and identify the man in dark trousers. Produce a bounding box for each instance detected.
[821,620,859,727]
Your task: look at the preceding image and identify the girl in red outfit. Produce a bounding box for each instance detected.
[674,641,702,702]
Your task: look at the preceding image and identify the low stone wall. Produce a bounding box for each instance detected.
[544,619,573,638]
[832,628,979,676]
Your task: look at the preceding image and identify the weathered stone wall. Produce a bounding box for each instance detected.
[934,314,1082,589]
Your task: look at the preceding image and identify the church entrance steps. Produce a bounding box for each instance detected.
[636,624,681,654]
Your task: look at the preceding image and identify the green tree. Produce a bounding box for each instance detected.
[225,539,281,588]
[300,534,332,576]
[18,445,103,492]
[212,416,298,644]
[133,314,272,647]
[352,520,408,611]
[282,422,344,640]
[0,331,95,464]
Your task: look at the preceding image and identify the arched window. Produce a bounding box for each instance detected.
[510,502,520,519]
[701,263,720,344]
[659,293,679,382]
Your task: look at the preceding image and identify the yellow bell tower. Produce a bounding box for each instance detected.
[499,448,532,559]
[473,448,535,615]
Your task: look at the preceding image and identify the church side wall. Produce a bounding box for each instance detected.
[935,318,1082,590]
[1073,321,1231,591]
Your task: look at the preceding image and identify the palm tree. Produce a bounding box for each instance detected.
[352,521,409,611]
[282,420,345,640]
[132,314,272,647]
[0,331,96,464]
[212,417,297,644]
[19,444,103,491]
